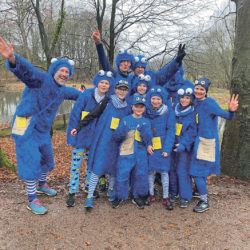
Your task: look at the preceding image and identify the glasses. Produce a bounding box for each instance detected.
[118,88,128,92]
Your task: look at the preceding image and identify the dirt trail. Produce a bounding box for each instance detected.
[0,178,249,250]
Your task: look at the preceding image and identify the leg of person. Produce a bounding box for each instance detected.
[107,175,116,202]
[26,180,48,215]
[66,147,84,207]
[85,172,99,210]
[161,172,173,210]
[145,171,156,206]
[169,159,179,202]
[84,149,91,192]
[98,174,107,192]
[178,175,192,208]
[193,176,209,212]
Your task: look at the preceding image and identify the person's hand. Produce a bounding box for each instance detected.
[162,152,168,157]
[175,44,186,65]
[0,37,15,64]
[71,129,77,136]
[173,143,179,152]
[147,145,154,155]
[228,94,239,112]
[91,26,101,44]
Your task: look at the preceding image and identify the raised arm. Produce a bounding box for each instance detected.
[91,26,115,74]
[0,36,15,64]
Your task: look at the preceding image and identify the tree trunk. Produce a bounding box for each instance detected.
[0,148,16,172]
[221,0,250,179]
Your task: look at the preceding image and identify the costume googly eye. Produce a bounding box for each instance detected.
[144,75,151,81]
[51,58,57,63]
[136,97,140,101]
[138,74,145,80]
[127,49,132,55]
[68,59,74,66]
[118,49,125,54]
[135,56,139,62]
[195,80,199,84]
[157,88,161,92]
[201,80,206,85]
[177,88,185,96]
[141,57,147,63]
[98,70,105,76]
[106,71,113,77]
[186,88,193,95]
[151,88,155,92]
[142,98,146,102]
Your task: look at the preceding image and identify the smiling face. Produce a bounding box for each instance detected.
[132,103,145,118]
[180,96,192,107]
[115,86,128,100]
[134,66,145,76]
[151,96,162,109]
[137,83,147,95]
[97,80,110,96]
[53,67,70,85]
[119,60,131,72]
[194,85,206,101]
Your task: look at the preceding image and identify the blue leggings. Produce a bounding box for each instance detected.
[193,176,207,195]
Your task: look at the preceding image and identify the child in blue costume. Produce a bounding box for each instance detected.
[81,80,131,210]
[191,78,239,212]
[0,36,80,215]
[144,86,176,210]
[131,47,185,89]
[170,85,197,208]
[112,95,152,209]
[66,70,114,207]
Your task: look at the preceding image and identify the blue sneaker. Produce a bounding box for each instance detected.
[37,184,57,196]
[84,196,93,211]
[27,199,48,215]
[107,188,115,202]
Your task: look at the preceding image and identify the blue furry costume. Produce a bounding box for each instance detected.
[114,97,152,200]
[87,97,131,177]
[96,44,135,89]
[131,54,180,89]
[7,54,80,181]
[170,86,197,200]
[164,65,194,105]
[145,87,176,173]
[66,71,114,193]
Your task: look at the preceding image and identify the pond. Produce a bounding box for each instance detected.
[0,91,74,123]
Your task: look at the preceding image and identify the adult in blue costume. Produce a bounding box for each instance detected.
[91,26,135,89]
[112,95,152,209]
[191,78,239,213]
[170,85,197,208]
[131,47,186,90]
[66,70,114,207]
[83,80,131,210]
[0,36,80,214]
[164,65,194,106]
[144,86,176,210]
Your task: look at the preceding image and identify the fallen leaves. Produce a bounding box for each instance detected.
[84,241,91,246]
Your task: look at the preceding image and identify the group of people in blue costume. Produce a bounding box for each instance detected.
[0,22,239,215]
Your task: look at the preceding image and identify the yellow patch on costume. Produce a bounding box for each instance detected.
[135,130,141,141]
[110,117,120,129]
[196,113,199,124]
[152,137,162,150]
[81,111,89,120]
[175,123,183,136]
[78,152,83,156]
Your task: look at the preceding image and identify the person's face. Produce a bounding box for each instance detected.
[115,87,128,100]
[137,83,147,95]
[54,67,70,85]
[134,66,145,76]
[97,80,110,95]
[151,96,162,109]
[119,60,131,72]
[180,96,191,107]
[132,103,145,117]
[194,85,206,100]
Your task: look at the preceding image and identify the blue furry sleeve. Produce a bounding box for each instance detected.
[64,86,80,101]
[6,54,46,88]
[139,120,153,147]
[96,43,116,75]
[163,106,176,153]
[155,59,180,86]
[206,98,235,120]
[113,117,130,142]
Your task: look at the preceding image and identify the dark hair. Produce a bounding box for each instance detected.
[81,84,86,89]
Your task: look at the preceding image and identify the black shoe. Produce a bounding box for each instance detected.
[162,198,173,210]
[193,200,209,213]
[169,193,179,203]
[192,190,200,198]
[112,199,122,208]
[132,198,144,209]
[66,193,75,207]
[179,198,189,208]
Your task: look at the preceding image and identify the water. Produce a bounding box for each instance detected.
[0,91,74,123]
